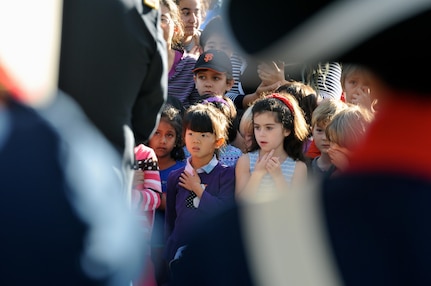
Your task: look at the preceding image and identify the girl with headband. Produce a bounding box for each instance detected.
[235,93,309,199]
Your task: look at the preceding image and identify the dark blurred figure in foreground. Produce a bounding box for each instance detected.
[58,0,167,232]
[59,0,167,159]
[0,67,145,285]
[170,1,431,286]
[0,0,165,284]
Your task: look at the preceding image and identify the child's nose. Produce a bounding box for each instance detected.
[192,134,201,143]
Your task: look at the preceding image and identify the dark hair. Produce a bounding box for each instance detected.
[276,82,318,130]
[182,103,229,159]
[250,94,309,161]
[197,95,237,143]
[199,15,226,47]
[160,104,185,161]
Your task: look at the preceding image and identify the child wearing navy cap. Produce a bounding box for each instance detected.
[188,49,235,106]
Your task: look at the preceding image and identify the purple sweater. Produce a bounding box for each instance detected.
[164,162,235,260]
[168,50,197,106]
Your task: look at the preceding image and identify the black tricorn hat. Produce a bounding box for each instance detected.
[222,0,431,94]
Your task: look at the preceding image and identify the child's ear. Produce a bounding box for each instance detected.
[225,79,235,91]
[215,138,225,148]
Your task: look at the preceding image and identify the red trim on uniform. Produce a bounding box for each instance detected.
[347,91,431,179]
[0,65,25,100]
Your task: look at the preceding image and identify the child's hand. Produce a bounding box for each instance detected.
[179,168,201,193]
[258,61,285,86]
[350,86,372,110]
[328,144,351,171]
[255,150,274,174]
[266,156,283,178]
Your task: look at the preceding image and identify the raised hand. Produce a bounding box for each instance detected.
[265,155,283,178]
[258,61,286,86]
[179,168,202,195]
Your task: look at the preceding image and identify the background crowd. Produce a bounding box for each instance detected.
[1,0,430,286]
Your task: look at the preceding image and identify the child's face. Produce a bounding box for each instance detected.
[194,69,234,97]
[253,111,290,153]
[312,122,330,154]
[343,70,372,104]
[177,0,202,37]
[148,120,177,160]
[203,33,234,58]
[160,4,175,43]
[184,128,219,160]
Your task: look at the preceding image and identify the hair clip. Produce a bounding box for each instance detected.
[267,93,294,114]
[203,96,228,107]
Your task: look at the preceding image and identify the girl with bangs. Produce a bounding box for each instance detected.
[164,103,235,273]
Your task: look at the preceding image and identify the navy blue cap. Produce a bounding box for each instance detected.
[193,50,233,75]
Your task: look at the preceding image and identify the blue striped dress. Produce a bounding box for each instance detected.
[248,150,296,192]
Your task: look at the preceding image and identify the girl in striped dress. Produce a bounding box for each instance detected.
[235,92,309,199]
[132,144,162,286]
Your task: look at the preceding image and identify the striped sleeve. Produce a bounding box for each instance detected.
[316,62,342,100]
[133,144,162,212]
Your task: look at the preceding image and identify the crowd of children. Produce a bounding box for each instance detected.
[131,2,378,285]
[3,1,427,286]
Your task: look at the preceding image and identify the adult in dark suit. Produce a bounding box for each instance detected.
[0,86,146,285]
[170,1,431,286]
[58,0,167,154]
[59,0,168,206]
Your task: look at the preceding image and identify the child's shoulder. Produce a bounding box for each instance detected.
[168,165,186,178]
[216,161,236,174]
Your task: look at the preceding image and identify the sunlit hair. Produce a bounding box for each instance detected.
[340,63,373,89]
[239,106,253,135]
[325,104,374,150]
[160,103,185,161]
[250,93,309,161]
[182,103,229,158]
[311,98,348,128]
[161,0,185,50]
